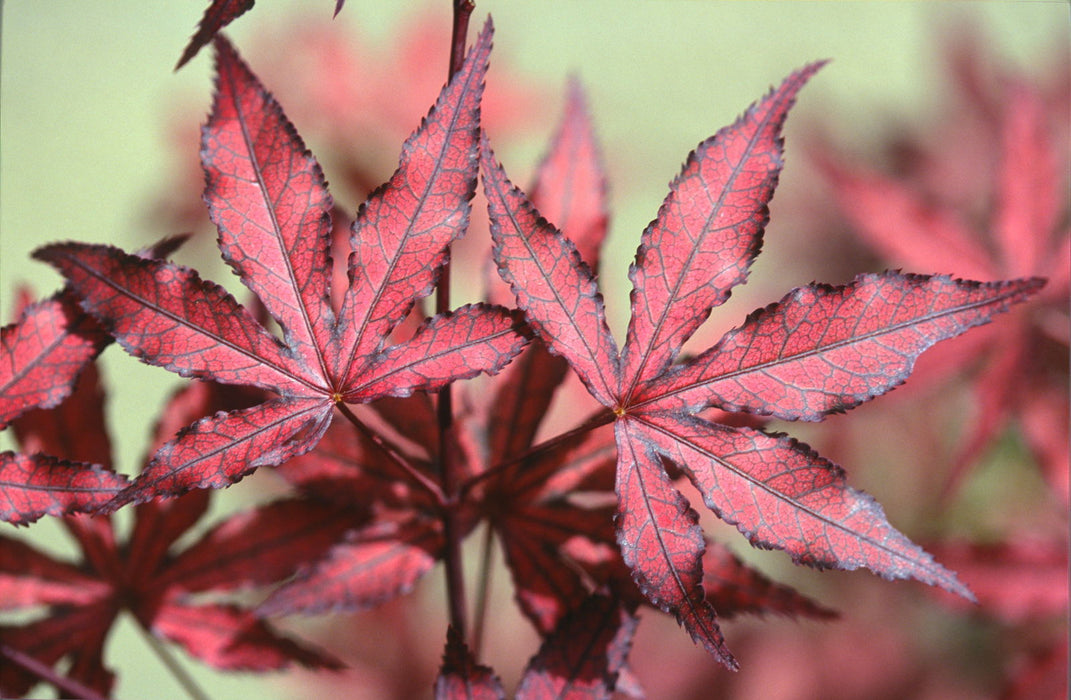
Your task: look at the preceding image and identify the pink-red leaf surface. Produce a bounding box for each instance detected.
[36,25,524,505]
[619,63,826,396]
[260,518,441,616]
[515,594,637,700]
[434,626,506,700]
[483,62,1042,665]
[701,539,836,619]
[0,453,129,526]
[643,272,1043,420]
[0,292,108,429]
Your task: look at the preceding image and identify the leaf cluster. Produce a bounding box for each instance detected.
[0,4,1046,697]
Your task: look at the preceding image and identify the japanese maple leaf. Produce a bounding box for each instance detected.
[481,62,1044,668]
[478,82,833,640]
[37,24,524,506]
[256,82,832,648]
[1,239,186,523]
[0,370,345,698]
[810,39,1069,500]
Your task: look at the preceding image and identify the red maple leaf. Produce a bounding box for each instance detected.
[0,367,344,698]
[481,62,1044,668]
[476,81,834,647]
[157,9,546,248]
[807,28,1069,501]
[36,25,525,507]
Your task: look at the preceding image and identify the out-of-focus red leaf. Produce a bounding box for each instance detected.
[807,41,1068,499]
[498,501,614,635]
[515,594,637,700]
[434,626,506,700]
[0,378,345,694]
[929,539,1068,622]
[702,540,836,620]
[12,362,112,469]
[259,518,441,616]
[152,602,342,670]
[1002,638,1069,700]
[811,158,997,280]
[0,292,108,429]
[157,498,353,593]
[0,601,115,698]
[0,535,109,609]
[527,79,609,278]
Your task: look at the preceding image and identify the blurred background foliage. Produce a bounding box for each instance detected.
[1,2,1066,698]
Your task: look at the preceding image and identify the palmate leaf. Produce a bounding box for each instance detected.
[37,22,525,506]
[482,62,1044,668]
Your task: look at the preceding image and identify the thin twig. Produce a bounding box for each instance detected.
[134,620,210,700]
[0,643,111,700]
[437,0,477,642]
[461,407,616,499]
[469,523,496,658]
[335,401,446,504]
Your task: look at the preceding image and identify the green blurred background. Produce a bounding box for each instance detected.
[1,2,1065,698]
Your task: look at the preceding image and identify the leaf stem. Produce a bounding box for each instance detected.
[134,619,210,700]
[470,523,496,658]
[461,407,616,498]
[437,0,477,642]
[0,643,111,700]
[334,401,446,504]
